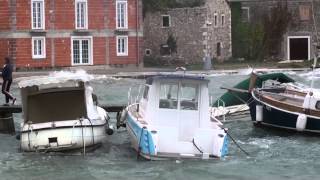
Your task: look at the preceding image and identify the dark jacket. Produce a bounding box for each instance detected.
[2,64,13,80]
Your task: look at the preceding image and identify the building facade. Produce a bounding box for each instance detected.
[0,0,143,69]
[143,0,232,65]
[229,0,319,61]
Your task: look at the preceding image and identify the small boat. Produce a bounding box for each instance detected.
[249,78,320,133]
[119,74,229,160]
[18,71,112,152]
[211,72,295,120]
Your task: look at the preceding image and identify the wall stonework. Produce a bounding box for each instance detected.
[143,0,232,65]
[232,0,320,60]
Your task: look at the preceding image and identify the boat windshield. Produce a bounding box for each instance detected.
[27,89,86,123]
[159,83,178,109]
[159,82,199,110]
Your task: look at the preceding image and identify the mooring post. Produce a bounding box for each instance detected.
[0,112,15,134]
[0,105,22,135]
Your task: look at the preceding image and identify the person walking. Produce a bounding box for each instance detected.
[1,57,16,105]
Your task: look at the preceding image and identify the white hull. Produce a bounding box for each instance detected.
[20,120,106,152]
[126,106,229,160]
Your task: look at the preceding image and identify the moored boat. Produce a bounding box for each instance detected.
[118,74,229,160]
[249,81,320,133]
[18,71,112,152]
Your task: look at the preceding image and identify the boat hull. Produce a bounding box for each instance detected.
[20,122,107,152]
[249,97,320,133]
[126,106,228,160]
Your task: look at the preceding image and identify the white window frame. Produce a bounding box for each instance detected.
[71,36,93,66]
[162,15,171,28]
[214,13,218,27]
[116,0,128,29]
[31,0,45,30]
[116,36,128,56]
[221,14,225,27]
[241,7,250,22]
[287,36,310,60]
[32,37,46,59]
[75,0,88,29]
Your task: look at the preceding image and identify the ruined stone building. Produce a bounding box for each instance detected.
[0,0,143,69]
[143,0,232,65]
[229,0,320,61]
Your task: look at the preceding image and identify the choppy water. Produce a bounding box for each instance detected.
[1,69,320,180]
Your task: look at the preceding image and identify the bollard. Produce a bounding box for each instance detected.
[0,112,15,134]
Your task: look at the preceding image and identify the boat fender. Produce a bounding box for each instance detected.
[15,132,21,140]
[296,114,307,132]
[256,105,263,122]
[106,128,114,135]
[117,109,128,129]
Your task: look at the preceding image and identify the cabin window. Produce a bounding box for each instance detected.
[180,84,199,110]
[143,86,149,100]
[159,83,178,109]
[316,101,320,110]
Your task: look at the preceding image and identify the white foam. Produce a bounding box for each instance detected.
[17,69,120,88]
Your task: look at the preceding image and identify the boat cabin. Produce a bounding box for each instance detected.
[139,75,213,142]
[19,79,100,124]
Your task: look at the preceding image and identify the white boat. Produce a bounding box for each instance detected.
[119,74,229,160]
[18,71,112,152]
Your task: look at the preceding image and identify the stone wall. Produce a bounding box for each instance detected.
[234,0,320,60]
[143,0,232,65]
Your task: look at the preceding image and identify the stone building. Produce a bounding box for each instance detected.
[229,0,320,61]
[0,0,143,69]
[143,0,232,65]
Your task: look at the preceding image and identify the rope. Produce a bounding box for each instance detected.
[192,138,203,154]
[224,129,249,156]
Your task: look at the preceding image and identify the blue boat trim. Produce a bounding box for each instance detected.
[221,135,229,157]
[127,112,156,156]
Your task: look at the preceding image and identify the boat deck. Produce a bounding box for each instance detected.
[259,91,305,107]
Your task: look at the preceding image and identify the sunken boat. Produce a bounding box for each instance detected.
[18,71,112,152]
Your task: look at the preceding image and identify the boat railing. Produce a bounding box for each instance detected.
[127,84,145,107]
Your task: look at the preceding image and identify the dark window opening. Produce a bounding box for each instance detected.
[160,44,170,56]
[162,15,170,27]
[289,38,308,60]
[145,49,152,56]
[217,42,221,57]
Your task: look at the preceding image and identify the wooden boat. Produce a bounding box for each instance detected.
[18,71,112,152]
[118,74,229,160]
[249,81,320,133]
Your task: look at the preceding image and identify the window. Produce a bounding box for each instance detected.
[75,0,88,29]
[159,83,178,109]
[217,42,221,57]
[241,7,250,22]
[117,36,128,56]
[162,15,170,27]
[31,0,45,29]
[116,0,128,29]
[145,49,152,56]
[180,84,199,110]
[32,37,46,59]
[299,5,310,21]
[143,86,149,100]
[71,37,92,65]
[160,44,170,56]
[214,13,218,27]
[221,14,225,27]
